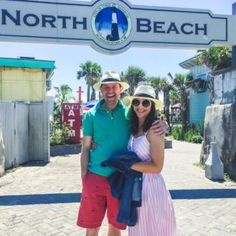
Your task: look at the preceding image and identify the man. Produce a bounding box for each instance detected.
[77,71,167,236]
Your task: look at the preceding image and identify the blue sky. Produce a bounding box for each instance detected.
[0,0,234,101]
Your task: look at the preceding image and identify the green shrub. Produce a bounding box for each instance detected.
[198,122,204,137]
[50,121,71,145]
[185,129,195,142]
[170,124,203,143]
[171,126,185,140]
[191,135,203,143]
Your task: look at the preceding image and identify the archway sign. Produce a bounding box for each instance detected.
[1,0,236,55]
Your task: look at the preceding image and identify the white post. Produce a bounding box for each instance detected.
[205,142,224,181]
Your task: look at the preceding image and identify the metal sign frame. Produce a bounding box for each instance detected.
[0,0,236,54]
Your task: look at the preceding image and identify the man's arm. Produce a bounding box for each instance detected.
[150,119,169,135]
[80,136,92,179]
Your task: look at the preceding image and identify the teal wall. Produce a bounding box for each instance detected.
[189,91,210,125]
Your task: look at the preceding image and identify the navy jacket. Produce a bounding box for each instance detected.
[102,150,143,226]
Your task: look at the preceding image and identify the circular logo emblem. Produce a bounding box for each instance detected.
[92,3,132,45]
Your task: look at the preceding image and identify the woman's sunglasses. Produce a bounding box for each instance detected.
[132,99,151,108]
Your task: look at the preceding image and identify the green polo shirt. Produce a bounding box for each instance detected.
[83,99,130,177]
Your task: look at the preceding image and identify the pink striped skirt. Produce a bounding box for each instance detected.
[128,173,176,236]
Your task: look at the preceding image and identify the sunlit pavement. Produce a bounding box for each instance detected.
[0,140,236,236]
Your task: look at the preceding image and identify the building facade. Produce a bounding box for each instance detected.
[179,57,211,126]
[0,57,55,101]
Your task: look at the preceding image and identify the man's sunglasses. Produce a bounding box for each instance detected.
[132,99,151,108]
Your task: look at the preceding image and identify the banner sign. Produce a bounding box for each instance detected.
[62,103,81,143]
[1,0,236,54]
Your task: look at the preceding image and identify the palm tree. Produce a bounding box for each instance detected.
[195,46,232,105]
[148,76,162,99]
[77,61,101,101]
[195,46,232,71]
[53,84,74,126]
[171,73,190,131]
[123,66,146,95]
[159,78,173,126]
[169,87,180,105]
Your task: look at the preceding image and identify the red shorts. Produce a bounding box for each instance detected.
[77,171,126,230]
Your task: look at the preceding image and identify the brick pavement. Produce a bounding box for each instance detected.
[0,140,236,236]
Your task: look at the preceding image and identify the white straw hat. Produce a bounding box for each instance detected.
[93,70,129,91]
[123,84,163,110]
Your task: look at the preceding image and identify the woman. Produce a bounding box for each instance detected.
[125,84,176,236]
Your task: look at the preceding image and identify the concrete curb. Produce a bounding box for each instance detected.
[50,143,81,156]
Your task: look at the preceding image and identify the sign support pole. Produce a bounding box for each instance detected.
[77,86,84,103]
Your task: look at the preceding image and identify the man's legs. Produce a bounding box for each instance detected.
[106,181,126,236]
[85,227,100,236]
[77,172,125,235]
[84,224,120,236]
[108,224,121,236]
[77,172,106,230]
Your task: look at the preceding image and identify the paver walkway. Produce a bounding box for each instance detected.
[0,140,236,236]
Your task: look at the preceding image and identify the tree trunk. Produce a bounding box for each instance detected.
[164,89,170,126]
[87,85,91,102]
[90,87,96,101]
[181,92,188,131]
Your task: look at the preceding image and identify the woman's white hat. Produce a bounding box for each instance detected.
[123,84,163,110]
[93,70,129,91]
